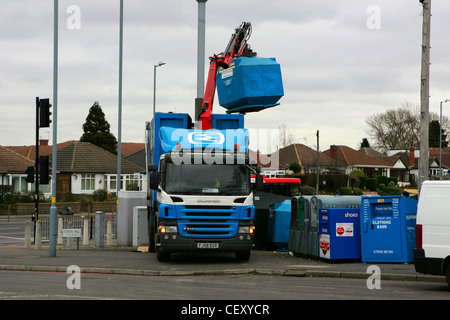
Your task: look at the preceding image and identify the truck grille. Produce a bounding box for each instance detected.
[178,205,239,238]
[185,212,232,217]
[179,221,236,238]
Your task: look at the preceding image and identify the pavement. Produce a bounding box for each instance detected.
[0,240,446,284]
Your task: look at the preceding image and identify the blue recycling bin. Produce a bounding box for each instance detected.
[216,56,284,114]
[318,208,361,262]
[304,195,361,258]
[360,196,418,263]
[267,200,291,249]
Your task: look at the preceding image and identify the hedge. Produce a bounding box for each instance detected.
[338,187,363,196]
[366,178,378,191]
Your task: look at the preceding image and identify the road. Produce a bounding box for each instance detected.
[1,217,450,307]
[1,270,449,301]
[0,222,26,246]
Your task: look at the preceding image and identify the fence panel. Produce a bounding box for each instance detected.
[40,215,116,241]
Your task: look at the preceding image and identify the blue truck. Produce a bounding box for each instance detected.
[145,22,283,261]
[146,113,263,261]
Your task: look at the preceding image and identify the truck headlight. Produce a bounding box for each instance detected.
[158,225,178,233]
[238,226,255,234]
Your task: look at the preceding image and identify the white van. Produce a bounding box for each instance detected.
[414,180,450,286]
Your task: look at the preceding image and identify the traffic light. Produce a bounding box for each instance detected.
[39,98,52,128]
[25,166,34,183]
[39,155,50,184]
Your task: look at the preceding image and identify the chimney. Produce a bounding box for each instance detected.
[40,139,49,146]
[330,145,337,160]
[409,141,415,166]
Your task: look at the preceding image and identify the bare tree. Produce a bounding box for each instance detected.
[278,122,296,148]
[365,102,420,151]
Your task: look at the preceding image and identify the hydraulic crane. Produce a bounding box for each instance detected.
[198,22,255,130]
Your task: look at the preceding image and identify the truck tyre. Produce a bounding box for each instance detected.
[445,263,450,287]
[235,251,251,261]
[148,210,156,252]
[157,248,171,262]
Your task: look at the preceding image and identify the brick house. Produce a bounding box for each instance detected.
[0,145,35,192]
[53,142,145,195]
[360,147,411,186]
[323,145,391,177]
[272,143,346,174]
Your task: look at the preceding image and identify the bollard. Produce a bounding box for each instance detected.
[106,220,113,246]
[24,221,31,248]
[67,221,74,248]
[83,218,89,246]
[34,220,41,250]
[95,211,105,247]
[57,217,63,244]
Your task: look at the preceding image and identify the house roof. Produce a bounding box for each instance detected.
[0,145,35,174]
[273,144,345,169]
[7,140,146,160]
[7,140,77,161]
[360,147,409,168]
[124,149,146,169]
[248,149,286,169]
[359,147,386,159]
[53,142,145,174]
[410,157,440,170]
[120,142,145,158]
[429,148,450,169]
[323,145,390,168]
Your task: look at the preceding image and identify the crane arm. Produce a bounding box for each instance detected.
[198,22,253,130]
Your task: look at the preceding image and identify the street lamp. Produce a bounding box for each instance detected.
[153,61,166,118]
[439,99,450,178]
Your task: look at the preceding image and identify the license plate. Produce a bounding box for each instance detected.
[197,242,219,249]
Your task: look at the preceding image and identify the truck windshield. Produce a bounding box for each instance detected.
[164,163,250,196]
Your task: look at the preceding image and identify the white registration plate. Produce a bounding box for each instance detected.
[197,242,219,249]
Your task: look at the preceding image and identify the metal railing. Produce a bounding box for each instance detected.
[39,215,116,241]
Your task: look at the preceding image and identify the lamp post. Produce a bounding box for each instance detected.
[49,0,59,257]
[153,61,165,118]
[439,99,450,178]
[195,0,207,120]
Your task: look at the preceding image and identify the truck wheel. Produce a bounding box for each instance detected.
[148,211,156,252]
[235,251,251,261]
[157,248,171,262]
[445,264,450,287]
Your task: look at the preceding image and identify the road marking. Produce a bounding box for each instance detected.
[0,236,24,240]
[288,265,328,268]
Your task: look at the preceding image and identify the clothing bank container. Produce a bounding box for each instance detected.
[360,196,418,264]
[289,195,361,258]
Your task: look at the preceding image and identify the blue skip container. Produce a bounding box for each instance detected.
[216,56,284,113]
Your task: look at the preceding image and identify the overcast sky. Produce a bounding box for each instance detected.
[1,0,450,154]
